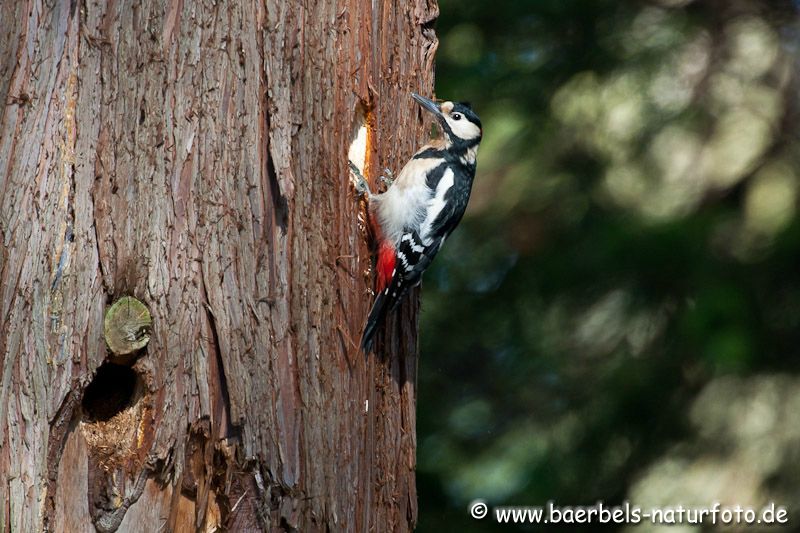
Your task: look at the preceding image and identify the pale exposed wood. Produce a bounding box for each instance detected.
[0,0,438,530]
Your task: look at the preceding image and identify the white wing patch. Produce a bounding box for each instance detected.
[420,168,454,245]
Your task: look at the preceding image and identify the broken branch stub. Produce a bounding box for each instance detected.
[104,296,152,356]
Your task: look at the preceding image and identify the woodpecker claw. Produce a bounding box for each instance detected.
[380,168,394,187]
[348,161,372,198]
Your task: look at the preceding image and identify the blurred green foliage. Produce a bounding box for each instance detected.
[417,1,800,531]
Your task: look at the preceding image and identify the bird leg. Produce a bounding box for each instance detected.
[380,168,394,187]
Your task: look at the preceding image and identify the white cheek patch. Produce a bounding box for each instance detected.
[445,116,481,141]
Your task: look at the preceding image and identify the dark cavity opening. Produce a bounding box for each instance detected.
[82,362,138,422]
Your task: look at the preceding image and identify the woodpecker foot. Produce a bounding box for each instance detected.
[380,168,394,187]
[348,161,372,198]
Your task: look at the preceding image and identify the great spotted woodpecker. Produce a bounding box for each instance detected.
[351,93,482,352]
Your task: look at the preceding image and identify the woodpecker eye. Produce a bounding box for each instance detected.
[452,113,462,121]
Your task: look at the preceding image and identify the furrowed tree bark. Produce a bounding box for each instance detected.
[0,0,438,531]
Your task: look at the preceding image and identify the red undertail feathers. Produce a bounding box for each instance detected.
[376,241,395,294]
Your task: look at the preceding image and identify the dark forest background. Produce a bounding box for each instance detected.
[417,0,800,530]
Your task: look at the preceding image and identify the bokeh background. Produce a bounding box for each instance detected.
[417,0,800,530]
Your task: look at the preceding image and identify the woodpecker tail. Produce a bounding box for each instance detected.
[360,231,438,351]
[360,290,389,352]
[361,241,396,352]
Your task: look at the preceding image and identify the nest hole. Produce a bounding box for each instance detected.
[82,362,140,422]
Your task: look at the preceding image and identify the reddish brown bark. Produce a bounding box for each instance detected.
[0,0,438,530]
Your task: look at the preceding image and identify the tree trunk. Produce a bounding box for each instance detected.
[0,0,438,530]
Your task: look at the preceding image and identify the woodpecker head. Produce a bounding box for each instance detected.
[411,93,482,149]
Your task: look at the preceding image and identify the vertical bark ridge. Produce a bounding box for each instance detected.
[0,0,439,530]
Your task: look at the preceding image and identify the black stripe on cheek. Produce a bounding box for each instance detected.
[452,135,481,152]
[439,120,454,139]
[413,147,445,159]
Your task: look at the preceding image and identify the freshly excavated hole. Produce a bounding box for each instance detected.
[348,103,369,179]
[82,362,139,422]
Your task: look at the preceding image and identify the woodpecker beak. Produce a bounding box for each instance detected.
[411,93,442,117]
